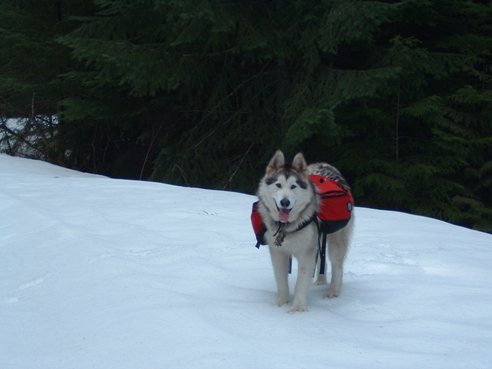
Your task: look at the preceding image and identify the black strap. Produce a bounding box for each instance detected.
[272,223,283,237]
[262,214,317,249]
[292,214,317,233]
[275,213,318,235]
[319,231,327,275]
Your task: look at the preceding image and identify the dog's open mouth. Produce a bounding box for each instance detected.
[278,208,291,223]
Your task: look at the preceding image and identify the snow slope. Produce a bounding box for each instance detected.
[1,154,491,369]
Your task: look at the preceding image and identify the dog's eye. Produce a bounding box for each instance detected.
[275,183,282,188]
[290,185,297,189]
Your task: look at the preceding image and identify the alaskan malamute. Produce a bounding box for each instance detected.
[256,150,354,312]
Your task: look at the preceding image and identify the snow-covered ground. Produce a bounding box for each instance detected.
[1,154,491,369]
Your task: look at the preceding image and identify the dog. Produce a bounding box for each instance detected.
[256,150,354,312]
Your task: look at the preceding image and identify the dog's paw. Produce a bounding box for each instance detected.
[289,304,308,313]
[324,288,340,298]
[276,296,289,307]
[315,275,327,285]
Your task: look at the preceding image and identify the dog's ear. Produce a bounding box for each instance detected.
[266,150,285,176]
[292,152,308,173]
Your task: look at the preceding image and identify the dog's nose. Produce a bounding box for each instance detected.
[280,198,290,208]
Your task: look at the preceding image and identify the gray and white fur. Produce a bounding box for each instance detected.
[257,150,354,312]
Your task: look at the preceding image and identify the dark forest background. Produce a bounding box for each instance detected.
[1,0,491,232]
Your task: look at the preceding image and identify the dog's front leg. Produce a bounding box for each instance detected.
[269,247,290,306]
[290,248,317,312]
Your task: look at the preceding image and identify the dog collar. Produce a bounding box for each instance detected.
[272,214,318,247]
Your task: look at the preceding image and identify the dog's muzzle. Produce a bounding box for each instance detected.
[275,199,292,224]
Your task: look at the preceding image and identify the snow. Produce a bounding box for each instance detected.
[1,154,491,369]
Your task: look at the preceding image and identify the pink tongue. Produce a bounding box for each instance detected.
[279,209,290,223]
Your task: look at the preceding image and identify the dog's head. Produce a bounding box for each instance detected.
[259,150,313,224]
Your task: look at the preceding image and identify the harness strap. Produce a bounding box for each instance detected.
[292,214,318,233]
[271,213,317,248]
[319,231,327,275]
[312,218,326,277]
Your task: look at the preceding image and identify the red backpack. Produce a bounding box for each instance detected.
[308,174,353,234]
[251,175,353,247]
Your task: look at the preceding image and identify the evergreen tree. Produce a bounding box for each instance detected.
[58,0,402,187]
[1,0,491,231]
[0,0,92,160]
[308,0,492,231]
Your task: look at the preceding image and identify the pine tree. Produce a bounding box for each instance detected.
[0,0,92,160]
[333,0,492,231]
[1,0,491,231]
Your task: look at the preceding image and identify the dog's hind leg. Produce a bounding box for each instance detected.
[325,220,353,298]
[269,247,290,306]
[326,240,346,298]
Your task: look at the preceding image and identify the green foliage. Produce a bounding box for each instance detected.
[284,108,338,149]
[1,0,492,232]
[0,0,90,116]
[317,1,398,54]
